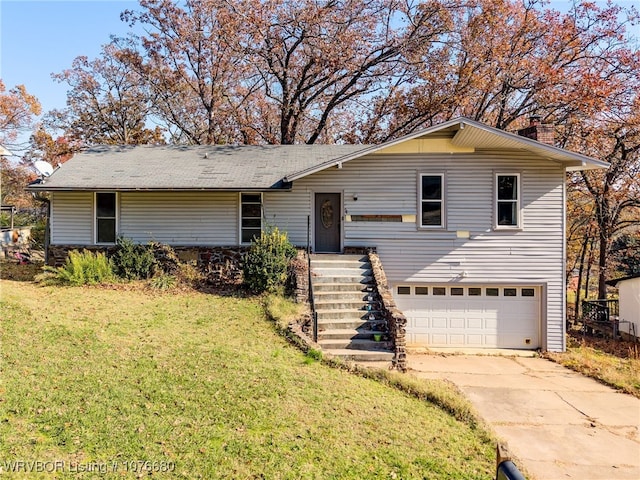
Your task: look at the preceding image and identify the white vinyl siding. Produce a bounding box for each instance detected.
[263,190,310,247]
[47,149,566,351]
[51,191,238,246]
[618,278,640,340]
[50,192,94,245]
[119,192,237,245]
[287,151,565,351]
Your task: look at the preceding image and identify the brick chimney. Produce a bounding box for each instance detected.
[517,115,555,145]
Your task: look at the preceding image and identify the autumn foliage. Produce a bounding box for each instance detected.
[0,80,41,149]
[3,0,639,307]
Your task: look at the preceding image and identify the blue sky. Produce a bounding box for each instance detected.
[1,0,139,116]
[1,0,638,122]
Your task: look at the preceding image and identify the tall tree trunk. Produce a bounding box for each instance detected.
[585,237,596,300]
[574,229,592,320]
[597,226,609,299]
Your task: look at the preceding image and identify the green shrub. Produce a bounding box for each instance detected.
[148,273,177,290]
[36,249,114,286]
[110,237,157,280]
[29,219,47,249]
[243,227,297,293]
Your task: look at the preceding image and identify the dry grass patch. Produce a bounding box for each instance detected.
[545,332,640,398]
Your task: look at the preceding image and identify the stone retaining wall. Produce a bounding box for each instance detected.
[291,249,310,304]
[368,251,407,372]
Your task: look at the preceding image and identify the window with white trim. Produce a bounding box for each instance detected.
[495,173,521,228]
[240,193,262,244]
[95,192,117,244]
[419,173,444,228]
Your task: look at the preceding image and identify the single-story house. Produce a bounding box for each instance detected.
[607,275,640,339]
[28,117,608,352]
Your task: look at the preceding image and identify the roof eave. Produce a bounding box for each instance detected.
[25,185,293,192]
[285,117,608,181]
[606,274,640,286]
[565,160,610,171]
[450,120,609,170]
[285,118,468,182]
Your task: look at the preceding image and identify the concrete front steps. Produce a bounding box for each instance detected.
[310,254,394,362]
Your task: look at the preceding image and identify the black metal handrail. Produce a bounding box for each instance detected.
[582,299,620,323]
[307,215,318,342]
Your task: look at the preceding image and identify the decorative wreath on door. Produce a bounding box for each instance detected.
[321,200,333,229]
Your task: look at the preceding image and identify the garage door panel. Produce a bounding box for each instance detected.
[465,334,483,345]
[432,317,448,328]
[397,285,540,349]
[467,317,483,329]
[485,318,498,329]
[482,334,498,346]
[450,317,465,329]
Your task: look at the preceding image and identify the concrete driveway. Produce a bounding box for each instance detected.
[407,353,640,480]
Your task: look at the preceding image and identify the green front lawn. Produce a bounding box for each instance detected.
[1,280,494,479]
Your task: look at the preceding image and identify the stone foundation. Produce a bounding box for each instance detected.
[48,245,117,266]
[47,244,248,285]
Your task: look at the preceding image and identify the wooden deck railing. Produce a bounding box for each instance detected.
[581,299,620,338]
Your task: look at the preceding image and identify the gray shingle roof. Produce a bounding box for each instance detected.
[29,144,370,191]
[28,117,607,192]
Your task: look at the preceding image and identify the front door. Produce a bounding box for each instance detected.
[314,193,341,253]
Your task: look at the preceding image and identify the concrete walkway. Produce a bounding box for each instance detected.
[407,353,640,480]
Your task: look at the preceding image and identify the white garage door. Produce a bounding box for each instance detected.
[394,285,541,349]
